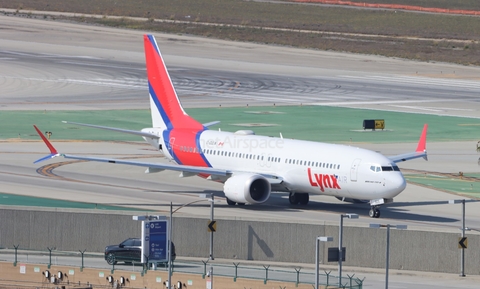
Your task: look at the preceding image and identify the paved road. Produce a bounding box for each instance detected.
[2,15,480,116]
[2,14,480,289]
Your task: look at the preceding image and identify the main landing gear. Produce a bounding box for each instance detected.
[288,192,309,205]
[369,206,381,218]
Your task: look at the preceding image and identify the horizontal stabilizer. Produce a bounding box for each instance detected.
[62,121,160,139]
[203,121,220,127]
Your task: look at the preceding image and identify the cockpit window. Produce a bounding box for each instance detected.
[370,165,381,172]
[381,165,400,172]
[370,164,400,172]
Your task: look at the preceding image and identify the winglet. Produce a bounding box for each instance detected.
[33,125,60,163]
[388,124,428,163]
[415,124,428,153]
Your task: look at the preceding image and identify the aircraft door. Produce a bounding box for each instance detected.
[350,158,361,182]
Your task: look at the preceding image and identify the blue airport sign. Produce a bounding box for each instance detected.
[141,218,168,263]
[148,220,168,261]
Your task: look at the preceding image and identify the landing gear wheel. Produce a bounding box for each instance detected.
[226,198,236,206]
[106,253,117,265]
[299,193,309,205]
[369,208,381,218]
[289,192,299,205]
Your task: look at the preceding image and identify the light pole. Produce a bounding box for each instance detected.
[168,202,173,289]
[315,236,333,289]
[338,213,359,287]
[449,199,467,277]
[210,193,214,260]
[199,193,216,260]
[209,265,213,289]
[370,223,407,289]
[165,196,216,289]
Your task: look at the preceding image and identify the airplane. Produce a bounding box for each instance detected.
[34,34,428,218]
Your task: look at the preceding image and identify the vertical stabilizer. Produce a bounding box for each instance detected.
[144,35,204,130]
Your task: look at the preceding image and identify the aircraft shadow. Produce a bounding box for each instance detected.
[135,190,473,223]
[292,200,460,223]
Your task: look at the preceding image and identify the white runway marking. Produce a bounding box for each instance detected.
[341,75,480,89]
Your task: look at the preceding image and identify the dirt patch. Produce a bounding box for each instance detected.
[0,262,324,289]
[0,0,479,65]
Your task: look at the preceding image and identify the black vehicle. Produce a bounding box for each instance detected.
[104,238,176,265]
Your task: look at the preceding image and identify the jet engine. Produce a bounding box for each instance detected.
[224,174,271,204]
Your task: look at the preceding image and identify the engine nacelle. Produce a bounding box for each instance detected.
[224,174,271,204]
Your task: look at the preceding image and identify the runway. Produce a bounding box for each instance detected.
[2,17,480,230]
[2,15,480,116]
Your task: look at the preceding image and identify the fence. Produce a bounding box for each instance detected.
[0,248,364,289]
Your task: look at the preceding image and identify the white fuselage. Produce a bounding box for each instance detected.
[151,129,406,201]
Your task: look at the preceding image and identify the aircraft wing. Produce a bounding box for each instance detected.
[33,125,284,183]
[34,125,228,176]
[57,153,284,183]
[60,153,230,176]
[388,124,428,163]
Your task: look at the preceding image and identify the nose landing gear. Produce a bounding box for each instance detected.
[368,198,392,218]
[369,206,381,218]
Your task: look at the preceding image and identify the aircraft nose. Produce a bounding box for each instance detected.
[387,173,407,197]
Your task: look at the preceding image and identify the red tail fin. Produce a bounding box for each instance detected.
[144,35,203,130]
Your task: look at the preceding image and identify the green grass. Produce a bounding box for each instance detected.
[4,106,480,144]
[0,192,141,210]
[405,175,480,199]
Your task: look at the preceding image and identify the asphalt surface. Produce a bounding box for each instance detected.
[2,13,480,289]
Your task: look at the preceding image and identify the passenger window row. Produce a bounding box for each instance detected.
[178,146,340,169]
[285,159,340,170]
[201,149,281,163]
